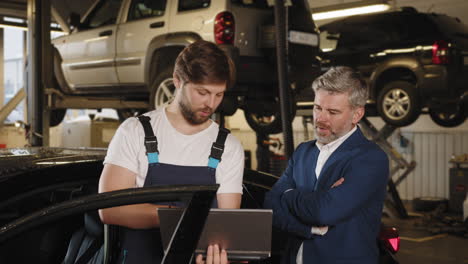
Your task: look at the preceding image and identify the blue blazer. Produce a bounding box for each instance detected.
[265,128,389,264]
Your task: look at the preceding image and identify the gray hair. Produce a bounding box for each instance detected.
[312,66,368,108]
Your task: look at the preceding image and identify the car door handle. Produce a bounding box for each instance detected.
[99,30,113,37]
[150,21,165,28]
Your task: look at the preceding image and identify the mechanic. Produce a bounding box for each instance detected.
[98,40,244,263]
[265,66,389,264]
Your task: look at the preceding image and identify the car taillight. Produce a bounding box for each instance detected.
[432,40,450,64]
[214,12,235,45]
[379,227,400,254]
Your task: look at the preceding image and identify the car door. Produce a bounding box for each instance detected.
[61,0,123,91]
[115,0,169,86]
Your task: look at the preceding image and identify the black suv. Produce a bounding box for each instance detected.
[319,7,468,127]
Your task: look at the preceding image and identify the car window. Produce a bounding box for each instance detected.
[337,22,390,50]
[231,0,270,9]
[398,13,440,41]
[320,31,339,52]
[128,0,167,21]
[429,14,468,40]
[85,0,123,28]
[178,0,210,12]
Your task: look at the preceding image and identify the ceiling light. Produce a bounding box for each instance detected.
[312,0,391,21]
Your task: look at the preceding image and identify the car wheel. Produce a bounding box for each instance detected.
[377,81,420,127]
[150,67,176,110]
[244,110,283,135]
[50,109,66,127]
[117,109,147,122]
[244,96,296,135]
[429,106,466,127]
[25,58,67,127]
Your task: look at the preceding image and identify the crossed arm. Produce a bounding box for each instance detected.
[265,149,388,232]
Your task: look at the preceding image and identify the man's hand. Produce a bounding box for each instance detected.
[196,244,228,264]
[331,177,344,188]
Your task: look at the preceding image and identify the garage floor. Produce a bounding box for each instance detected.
[382,202,468,263]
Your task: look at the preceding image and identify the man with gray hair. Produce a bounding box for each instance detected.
[265,66,389,264]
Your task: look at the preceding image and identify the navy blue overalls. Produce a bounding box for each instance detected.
[117,115,230,264]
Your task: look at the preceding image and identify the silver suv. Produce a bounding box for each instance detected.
[51,0,319,133]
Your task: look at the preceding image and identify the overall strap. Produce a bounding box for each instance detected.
[137,115,159,164]
[208,127,230,169]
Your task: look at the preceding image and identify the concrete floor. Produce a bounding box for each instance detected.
[382,203,468,264]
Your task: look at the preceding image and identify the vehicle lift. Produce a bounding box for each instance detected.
[359,117,416,219]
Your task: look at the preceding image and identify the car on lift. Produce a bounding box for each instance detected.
[319,7,468,127]
[0,147,400,263]
[50,0,320,134]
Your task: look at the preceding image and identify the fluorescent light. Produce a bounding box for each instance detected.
[311,0,391,21]
[0,17,64,33]
[0,23,27,31]
[0,23,64,34]
[313,3,390,21]
[3,17,25,24]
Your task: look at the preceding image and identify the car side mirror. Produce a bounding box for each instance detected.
[69,12,81,30]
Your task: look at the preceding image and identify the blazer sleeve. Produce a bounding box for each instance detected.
[281,146,389,226]
[264,144,313,239]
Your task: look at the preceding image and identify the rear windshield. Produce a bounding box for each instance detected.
[429,14,468,39]
[231,0,270,9]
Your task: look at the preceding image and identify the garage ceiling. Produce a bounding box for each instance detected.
[0,0,95,21]
[0,0,467,29]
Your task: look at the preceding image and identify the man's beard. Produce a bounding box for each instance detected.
[179,99,212,125]
[314,122,339,144]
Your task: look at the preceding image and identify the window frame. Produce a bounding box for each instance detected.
[127,0,167,22]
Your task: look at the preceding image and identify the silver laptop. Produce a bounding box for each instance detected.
[158,208,272,260]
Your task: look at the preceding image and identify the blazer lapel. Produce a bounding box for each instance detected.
[298,142,320,191]
[314,128,366,190]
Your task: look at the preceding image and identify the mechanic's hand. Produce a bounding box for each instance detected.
[196,244,228,264]
[331,177,344,188]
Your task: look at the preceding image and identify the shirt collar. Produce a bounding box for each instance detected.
[316,125,357,152]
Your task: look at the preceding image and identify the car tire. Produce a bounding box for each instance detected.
[244,110,283,135]
[377,81,420,127]
[429,106,466,127]
[24,58,67,127]
[149,67,176,110]
[244,95,296,135]
[49,109,67,127]
[412,197,448,212]
[117,109,147,122]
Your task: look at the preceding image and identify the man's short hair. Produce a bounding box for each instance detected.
[312,66,368,108]
[174,40,236,89]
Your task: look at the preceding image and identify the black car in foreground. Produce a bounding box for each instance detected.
[0,148,399,263]
[320,7,468,127]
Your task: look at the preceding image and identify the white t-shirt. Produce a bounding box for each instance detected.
[104,108,244,194]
